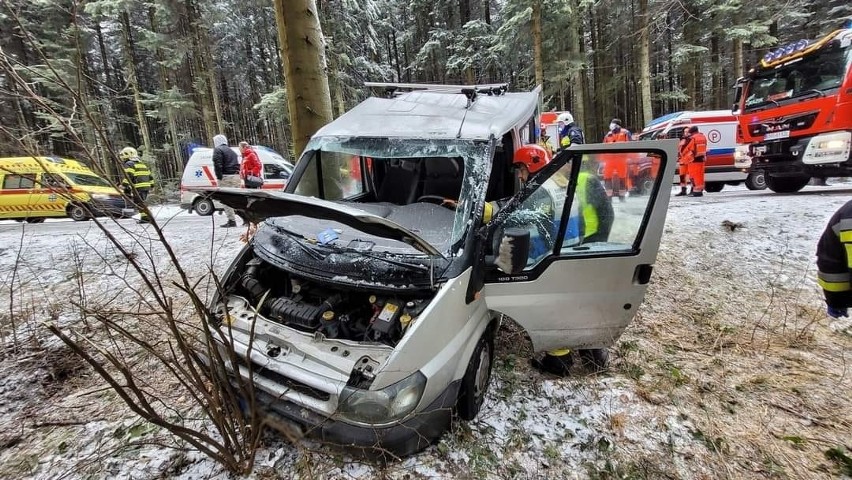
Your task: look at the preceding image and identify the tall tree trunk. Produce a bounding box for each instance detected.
[120,11,153,157]
[638,0,652,125]
[568,0,585,127]
[732,38,743,79]
[149,7,183,176]
[483,0,491,25]
[532,0,544,89]
[273,0,332,159]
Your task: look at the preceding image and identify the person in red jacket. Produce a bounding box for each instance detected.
[687,126,707,197]
[602,118,632,201]
[239,142,263,189]
[675,127,693,196]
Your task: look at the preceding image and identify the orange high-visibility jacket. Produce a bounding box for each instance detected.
[604,130,631,143]
[678,136,695,164]
[692,132,708,159]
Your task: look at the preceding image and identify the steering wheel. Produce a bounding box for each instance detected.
[417,195,458,209]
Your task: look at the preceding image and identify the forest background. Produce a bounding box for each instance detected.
[1,0,850,193]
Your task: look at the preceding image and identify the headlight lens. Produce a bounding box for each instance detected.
[91,193,111,200]
[338,371,427,424]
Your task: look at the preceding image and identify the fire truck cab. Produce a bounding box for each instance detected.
[735,27,852,193]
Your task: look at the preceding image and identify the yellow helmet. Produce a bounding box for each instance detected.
[120,147,138,160]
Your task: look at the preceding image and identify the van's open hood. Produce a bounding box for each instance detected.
[203,188,442,256]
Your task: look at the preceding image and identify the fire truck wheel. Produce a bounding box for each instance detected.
[766,174,810,194]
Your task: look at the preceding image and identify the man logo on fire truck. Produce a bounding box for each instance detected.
[735,25,852,194]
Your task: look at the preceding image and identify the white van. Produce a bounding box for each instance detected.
[206,83,678,458]
[639,110,765,191]
[179,146,294,216]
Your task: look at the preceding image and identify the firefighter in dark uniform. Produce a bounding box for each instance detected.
[120,147,154,223]
[817,200,852,319]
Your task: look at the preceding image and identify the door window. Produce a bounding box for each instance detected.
[2,174,36,189]
[501,150,664,271]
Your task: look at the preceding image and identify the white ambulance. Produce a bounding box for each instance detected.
[639,110,765,191]
[179,146,294,216]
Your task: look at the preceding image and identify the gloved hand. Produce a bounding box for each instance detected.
[827,305,849,318]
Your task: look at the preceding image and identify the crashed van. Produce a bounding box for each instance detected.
[207,83,678,457]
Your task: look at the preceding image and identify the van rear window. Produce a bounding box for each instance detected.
[2,174,36,189]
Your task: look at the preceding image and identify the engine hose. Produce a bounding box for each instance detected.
[241,263,266,299]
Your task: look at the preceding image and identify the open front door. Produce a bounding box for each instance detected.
[482,140,678,352]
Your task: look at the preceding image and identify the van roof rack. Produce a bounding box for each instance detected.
[365,82,509,106]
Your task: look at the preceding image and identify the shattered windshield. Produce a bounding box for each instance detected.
[292,137,492,253]
[744,42,851,112]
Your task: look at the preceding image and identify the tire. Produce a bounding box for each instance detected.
[194,198,215,216]
[456,330,494,421]
[766,174,810,193]
[704,182,724,193]
[745,170,767,190]
[579,348,610,373]
[68,204,90,221]
[25,218,45,224]
[634,172,654,195]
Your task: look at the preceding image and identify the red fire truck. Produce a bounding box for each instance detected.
[735,26,852,193]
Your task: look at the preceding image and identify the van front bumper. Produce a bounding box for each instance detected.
[90,197,133,217]
[252,379,460,458]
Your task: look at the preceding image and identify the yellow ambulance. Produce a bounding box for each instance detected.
[0,156,132,223]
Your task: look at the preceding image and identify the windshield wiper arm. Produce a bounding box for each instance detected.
[347,248,431,272]
[269,225,326,261]
[797,89,824,99]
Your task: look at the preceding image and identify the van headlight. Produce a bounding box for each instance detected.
[91,193,112,200]
[338,371,426,424]
[802,131,851,165]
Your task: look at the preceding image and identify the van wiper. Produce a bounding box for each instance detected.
[339,246,431,272]
[268,224,326,261]
[797,89,824,100]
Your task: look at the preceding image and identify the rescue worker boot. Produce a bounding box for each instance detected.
[221,220,237,228]
[675,187,688,196]
[531,352,573,376]
[689,191,704,197]
[137,216,151,224]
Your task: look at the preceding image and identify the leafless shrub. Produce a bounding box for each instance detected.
[0,3,270,474]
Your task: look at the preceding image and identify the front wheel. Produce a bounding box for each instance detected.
[704,182,724,193]
[766,174,810,193]
[745,170,767,190]
[456,330,494,420]
[194,198,215,216]
[68,204,89,221]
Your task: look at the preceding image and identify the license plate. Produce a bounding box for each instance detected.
[764,130,790,141]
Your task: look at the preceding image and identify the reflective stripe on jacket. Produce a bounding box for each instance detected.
[816,200,852,308]
[576,172,598,237]
[123,160,154,189]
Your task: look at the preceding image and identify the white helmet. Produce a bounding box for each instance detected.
[120,146,139,160]
[556,112,574,124]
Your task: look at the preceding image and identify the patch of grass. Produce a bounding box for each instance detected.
[543,444,560,462]
[825,447,852,476]
[689,428,728,454]
[467,441,499,477]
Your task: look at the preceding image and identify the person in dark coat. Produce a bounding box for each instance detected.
[212,134,240,227]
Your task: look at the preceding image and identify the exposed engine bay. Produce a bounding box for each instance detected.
[224,254,434,347]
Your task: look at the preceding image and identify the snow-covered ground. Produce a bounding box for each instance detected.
[1,184,851,479]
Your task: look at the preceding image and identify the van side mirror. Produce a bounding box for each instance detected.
[489,228,530,274]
